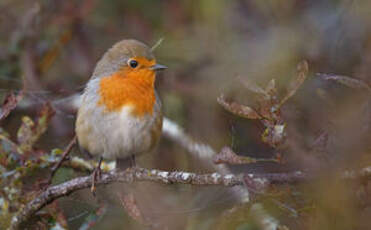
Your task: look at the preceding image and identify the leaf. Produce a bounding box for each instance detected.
[217,94,261,119]
[213,146,279,164]
[17,116,35,153]
[239,76,268,97]
[214,146,258,164]
[0,91,23,121]
[17,103,55,153]
[316,73,371,92]
[265,79,277,97]
[279,60,309,107]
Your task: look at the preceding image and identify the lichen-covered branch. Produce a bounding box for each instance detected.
[10,165,371,230]
[9,167,243,230]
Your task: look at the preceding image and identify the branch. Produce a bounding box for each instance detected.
[9,167,243,230]
[9,165,371,230]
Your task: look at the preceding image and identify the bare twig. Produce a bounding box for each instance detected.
[46,136,77,186]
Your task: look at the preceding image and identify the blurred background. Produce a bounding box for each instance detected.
[0,0,371,229]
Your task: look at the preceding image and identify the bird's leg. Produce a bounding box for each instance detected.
[91,157,103,196]
[116,155,136,171]
[130,155,136,168]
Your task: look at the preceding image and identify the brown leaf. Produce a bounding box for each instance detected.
[217,94,261,119]
[279,60,309,107]
[0,91,23,121]
[239,76,269,98]
[265,79,277,97]
[213,146,279,164]
[316,73,371,92]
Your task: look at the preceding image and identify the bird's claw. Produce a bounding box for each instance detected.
[90,158,103,196]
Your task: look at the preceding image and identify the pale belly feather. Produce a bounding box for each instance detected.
[76,103,161,160]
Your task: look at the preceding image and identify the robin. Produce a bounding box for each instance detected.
[75,39,166,193]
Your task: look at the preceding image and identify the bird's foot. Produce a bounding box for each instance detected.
[116,155,136,171]
[91,157,103,196]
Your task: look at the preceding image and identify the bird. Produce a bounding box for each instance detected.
[75,39,166,193]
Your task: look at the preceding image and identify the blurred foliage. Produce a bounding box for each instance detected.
[1,0,371,229]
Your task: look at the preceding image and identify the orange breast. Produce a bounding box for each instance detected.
[98,70,156,117]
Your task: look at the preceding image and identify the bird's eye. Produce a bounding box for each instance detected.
[128,60,138,68]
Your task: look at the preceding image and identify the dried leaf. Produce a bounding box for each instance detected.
[279,60,309,107]
[265,79,277,96]
[217,94,261,119]
[214,146,257,164]
[239,76,268,97]
[17,103,55,153]
[213,146,279,164]
[17,116,34,152]
[0,91,23,121]
[316,73,371,92]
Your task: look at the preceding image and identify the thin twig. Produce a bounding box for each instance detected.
[46,136,77,186]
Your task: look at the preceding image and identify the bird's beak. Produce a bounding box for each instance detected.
[150,64,167,71]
